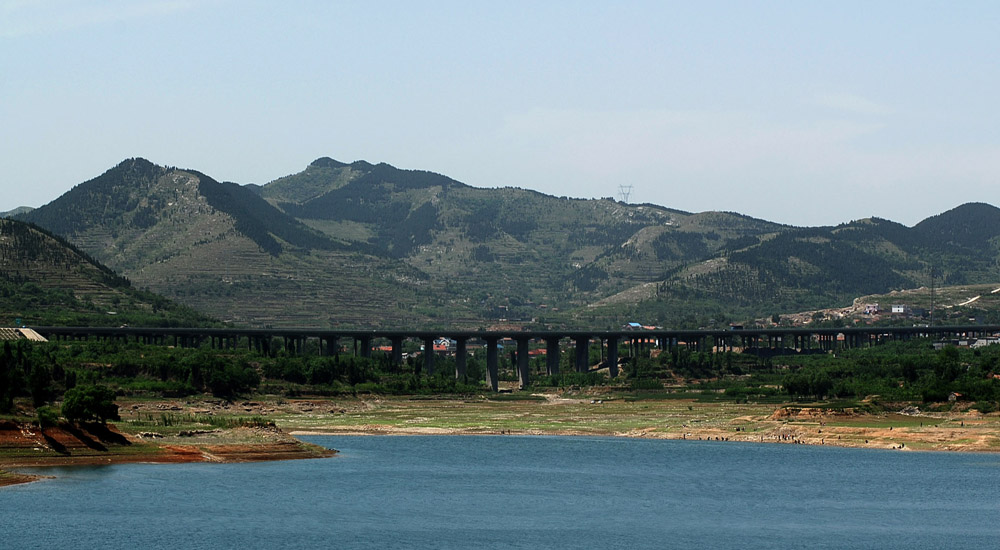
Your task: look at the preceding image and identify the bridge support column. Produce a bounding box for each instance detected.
[358,336,372,359]
[391,336,404,366]
[424,337,435,376]
[606,336,619,378]
[516,337,530,390]
[455,338,468,380]
[545,338,560,375]
[575,336,590,373]
[485,337,499,392]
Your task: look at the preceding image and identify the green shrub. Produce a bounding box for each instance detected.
[972,401,998,414]
[36,405,60,428]
[62,385,120,423]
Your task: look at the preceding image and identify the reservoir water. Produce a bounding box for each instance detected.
[4,436,1000,549]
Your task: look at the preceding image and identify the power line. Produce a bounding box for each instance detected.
[618,184,633,203]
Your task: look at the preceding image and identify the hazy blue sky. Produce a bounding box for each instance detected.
[3,1,998,226]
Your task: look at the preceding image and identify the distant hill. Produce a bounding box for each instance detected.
[0,218,211,326]
[21,158,337,261]
[0,206,34,218]
[909,203,1000,285]
[18,159,440,327]
[19,157,1000,329]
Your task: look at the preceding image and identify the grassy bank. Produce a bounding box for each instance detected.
[120,393,1000,453]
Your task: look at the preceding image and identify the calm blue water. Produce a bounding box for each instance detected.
[3,436,999,549]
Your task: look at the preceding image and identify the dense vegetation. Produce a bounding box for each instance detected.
[0,280,214,327]
[0,219,126,288]
[17,158,166,237]
[2,337,998,424]
[660,341,1000,411]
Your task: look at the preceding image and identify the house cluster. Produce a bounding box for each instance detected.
[933,337,1000,350]
[862,303,928,319]
[620,322,662,347]
[377,337,546,360]
[622,322,659,331]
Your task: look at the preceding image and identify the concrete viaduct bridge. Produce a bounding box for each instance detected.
[32,325,1000,392]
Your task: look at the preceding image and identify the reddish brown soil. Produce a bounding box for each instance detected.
[0,420,335,487]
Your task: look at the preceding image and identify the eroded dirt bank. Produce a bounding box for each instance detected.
[0,420,336,487]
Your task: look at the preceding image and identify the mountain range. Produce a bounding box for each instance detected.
[12,157,1000,329]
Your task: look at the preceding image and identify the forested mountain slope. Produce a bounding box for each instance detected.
[0,218,210,326]
[18,157,1000,329]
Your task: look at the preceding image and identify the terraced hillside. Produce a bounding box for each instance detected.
[0,218,210,326]
[18,157,1000,328]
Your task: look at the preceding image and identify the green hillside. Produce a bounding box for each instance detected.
[0,218,211,327]
[18,157,1000,329]
[18,159,443,327]
[258,159,787,324]
[0,207,34,218]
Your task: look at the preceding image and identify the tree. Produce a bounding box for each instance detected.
[29,363,51,407]
[0,342,25,412]
[206,363,260,398]
[61,385,120,423]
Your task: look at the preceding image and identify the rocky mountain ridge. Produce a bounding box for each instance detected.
[15,157,1000,328]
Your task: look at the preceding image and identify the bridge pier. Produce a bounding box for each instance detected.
[325,336,339,356]
[545,338,560,375]
[516,337,530,389]
[485,337,499,392]
[357,336,372,359]
[423,337,435,376]
[575,336,589,373]
[389,336,403,366]
[606,336,619,378]
[455,337,468,380]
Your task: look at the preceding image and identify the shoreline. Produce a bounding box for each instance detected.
[6,395,997,486]
[276,397,1000,454]
[0,422,336,488]
[287,423,994,453]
